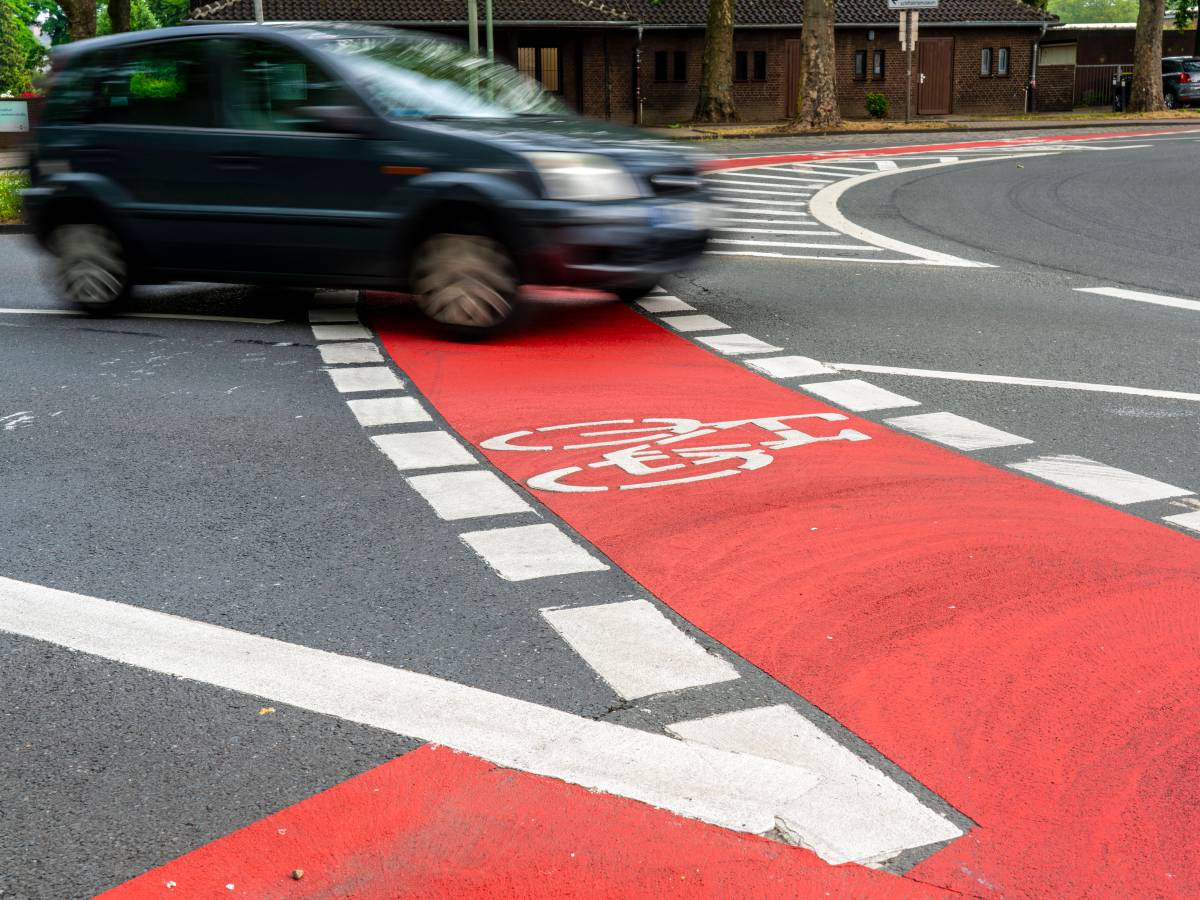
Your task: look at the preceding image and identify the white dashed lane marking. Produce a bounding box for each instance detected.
[695,333,783,355]
[660,314,730,333]
[668,706,963,867]
[317,342,384,365]
[885,412,1034,451]
[370,430,477,471]
[745,355,838,379]
[406,470,533,521]
[800,379,922,412]
[636,295,695,313]
[310,323,374,342]
[1008,455,1193,506]
[325,365,405,394]
[346,396,431,427]
[1075,286,1200,313]
[1164,510,1200,534]
[459,523,609,581]
[541,599,740,700]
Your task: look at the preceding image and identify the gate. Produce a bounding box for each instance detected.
[1074,64,1127,107]
[918,38,954,115]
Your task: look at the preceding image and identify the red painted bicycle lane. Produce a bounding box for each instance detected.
[374,305,1200,898]
[102,746,932,899]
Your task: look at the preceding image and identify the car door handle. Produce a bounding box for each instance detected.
[212,153,263,171]
[73,145,118,161]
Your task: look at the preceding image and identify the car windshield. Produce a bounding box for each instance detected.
[1184,60,1200,73]
[320,35,570,119]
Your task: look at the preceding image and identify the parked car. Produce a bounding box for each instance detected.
[1161,57,1200,108]
[22,24,711,332]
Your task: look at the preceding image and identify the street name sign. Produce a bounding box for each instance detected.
[888,0,938,8]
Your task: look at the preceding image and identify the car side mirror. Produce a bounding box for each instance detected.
[296,105,376,136]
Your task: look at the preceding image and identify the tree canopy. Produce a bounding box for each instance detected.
[1047,0,1139,23]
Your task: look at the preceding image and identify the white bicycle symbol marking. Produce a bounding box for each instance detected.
[480,414,871,493]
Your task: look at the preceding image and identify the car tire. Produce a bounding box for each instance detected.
[1165,91,1179,109]
[48,222,132,315]
[410,233,517,335]
[613,281,659,303]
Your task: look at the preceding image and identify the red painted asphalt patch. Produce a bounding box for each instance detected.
[100,745,932,898]
[701,127,1200,171]
[374,305,1200,897]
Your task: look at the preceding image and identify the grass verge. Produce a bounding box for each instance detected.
[0,170,29,224]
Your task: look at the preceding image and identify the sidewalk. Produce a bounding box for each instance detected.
[646,111,1200,140]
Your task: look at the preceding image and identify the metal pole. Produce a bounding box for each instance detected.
[485,0,494,60]
[253,0,263,24]
[904,12,912,124]
[467,0,479,55]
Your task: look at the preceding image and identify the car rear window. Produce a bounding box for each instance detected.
[1184,60,1200,73]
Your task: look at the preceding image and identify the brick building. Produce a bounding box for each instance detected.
[188,0,1056,122]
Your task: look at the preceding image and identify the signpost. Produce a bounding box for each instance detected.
[888,0,937,123]
[0,101,29,134]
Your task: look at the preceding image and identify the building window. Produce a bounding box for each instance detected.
[674,50,687,82]
[734,50,748,82]
[853,49,867,79]
[654,50,669,82]
[517,46,561,92]
[872,49,885,79]
[997,47,1010,76]
[980,47,993,77]
[753,50,767,81]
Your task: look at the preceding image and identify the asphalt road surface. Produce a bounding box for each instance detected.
[1,126,1198,899]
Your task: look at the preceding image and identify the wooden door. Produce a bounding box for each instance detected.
[917,37,954,115]
[784,39,802,118]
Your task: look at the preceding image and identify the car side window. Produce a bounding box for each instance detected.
[1163,60,1180,74]
[92,40,215,128]
[222,40,355,132]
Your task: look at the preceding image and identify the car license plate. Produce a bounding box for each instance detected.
[651,203,707,229]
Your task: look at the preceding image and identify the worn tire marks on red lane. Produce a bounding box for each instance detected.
[101,746,934,899]
[374,305,1200,898]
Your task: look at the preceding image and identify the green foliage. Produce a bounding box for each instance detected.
[96,0,187,34]
[1046,0,1138,24]
[0,0,35,95]
[865,91,889,118]
[130,66,183,98]
[0,170,29,222]
[1167,0,1195,32]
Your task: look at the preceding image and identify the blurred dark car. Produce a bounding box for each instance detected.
[22,24,711,331]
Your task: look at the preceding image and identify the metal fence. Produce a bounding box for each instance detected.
[1074,64,1129,107]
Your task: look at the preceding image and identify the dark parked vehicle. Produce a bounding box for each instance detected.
[23,24,711,331]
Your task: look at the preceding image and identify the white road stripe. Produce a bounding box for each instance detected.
[370,430,476,471]
[1008,455,1193,505]
[696,333,784,355]
[885,411,1033,451]
[715,227,839,236]
[709,174,830,187]
[541,599,740,700]
[706,178,812,190]
[0,308,284,324]
[875,160,899,170]
[1164,510,1200,534]
[705,250,951,265]
[800,379,921,411]
[0,576,823,838]
[325,366,405,394]
[717,197,810,207]
[711,186,812,197]
[637,295,695,313]
[460,523,609,581]
[710,239,880,251]
[308,308,359,323]
[346,396,431,427]
[406,469,532,520]
[660,314,730,333]
[720,169,832,185]
[828,363,1200,404]
[793,163,878,174]
[1075,286,1200,313]
[745,355,838,378]
[318,342,384,365]
[668,706,963,867]
[717,209,812,217]
[311,323,373,342]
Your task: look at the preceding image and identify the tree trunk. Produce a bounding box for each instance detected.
[795,0,841,128]
[1130,0,1165,112]
[693,0,737,123]
[110,0,132,33]
[60,0,97,42]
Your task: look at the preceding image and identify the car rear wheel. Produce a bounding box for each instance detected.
[48,222,132,314]
[1165,91,1179,109]
[411,233,517,334]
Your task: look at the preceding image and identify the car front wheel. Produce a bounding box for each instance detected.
[410,233,517,334]
[48,222,132,314]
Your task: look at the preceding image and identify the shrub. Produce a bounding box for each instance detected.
[0,170,28,223]
[865,92,889,119]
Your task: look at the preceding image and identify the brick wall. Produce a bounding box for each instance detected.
[836,27,1036,118]
[1036,64,1075,112]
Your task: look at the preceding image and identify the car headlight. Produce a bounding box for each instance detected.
[523,152,641,201]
